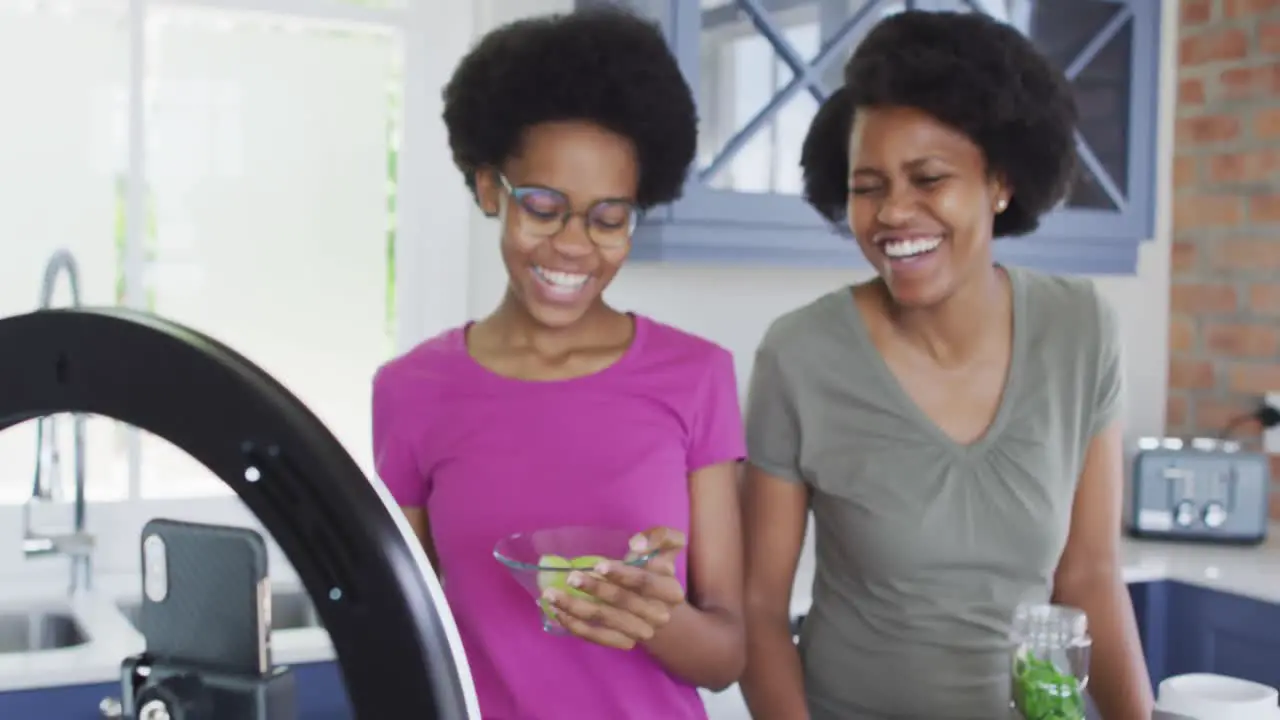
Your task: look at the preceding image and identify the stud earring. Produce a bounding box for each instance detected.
[996,199,1007,212]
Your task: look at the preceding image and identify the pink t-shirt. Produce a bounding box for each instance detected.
[371,314,746,720]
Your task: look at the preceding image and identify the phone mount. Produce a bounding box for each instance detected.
[117,654,295,719]
[0,308,479,719]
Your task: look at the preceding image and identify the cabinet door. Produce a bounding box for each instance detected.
[587,0,1159,273]
[0,682,117,720]
[1128,581,1171,690]
[673,0,1159,242]
[1165,583,1280,692]
[670,0,891,231]
[918,0,1160,243]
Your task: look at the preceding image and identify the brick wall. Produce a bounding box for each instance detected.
[1170,0,1280,520]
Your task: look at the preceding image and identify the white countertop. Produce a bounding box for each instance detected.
[1,526,1277,695]
[787,523,1280,619]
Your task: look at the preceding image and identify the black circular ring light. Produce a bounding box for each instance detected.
[0,307,478,719]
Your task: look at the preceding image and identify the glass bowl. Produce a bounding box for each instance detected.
[1010,602,1092,720]
[493,525,658,634]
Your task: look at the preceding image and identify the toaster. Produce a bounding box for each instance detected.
[1127,437,1270,545]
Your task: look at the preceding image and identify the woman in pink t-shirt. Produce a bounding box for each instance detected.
[371,7,747,719]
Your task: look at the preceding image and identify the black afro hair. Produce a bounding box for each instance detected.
[441,5,697,211]
[800,10,1079,238]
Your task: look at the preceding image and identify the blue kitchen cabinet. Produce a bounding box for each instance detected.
[1128,581,1280,692]
[1164,582,1280,691]
[12,583,1277,716]
[585,0,1162,275]
[0,680,117,720]
[0,661,352,719]
[1129,580,1169,690]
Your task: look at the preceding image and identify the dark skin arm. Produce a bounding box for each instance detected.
[551,460,746,690]
[401,507,442,581]
[739,463,811,719]
[1051,420,1153,719]
[643,460,746,690]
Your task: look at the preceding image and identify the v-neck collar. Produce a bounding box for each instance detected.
[837,264,1028,459]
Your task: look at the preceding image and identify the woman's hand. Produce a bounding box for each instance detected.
[545,527,687,650]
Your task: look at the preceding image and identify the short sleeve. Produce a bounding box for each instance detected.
[1088,286,1126,437]
[745,342,804,484]
[371,366,429,507]
[686,348,747,472]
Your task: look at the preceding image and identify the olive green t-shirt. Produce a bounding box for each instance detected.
[746,266,1124,719]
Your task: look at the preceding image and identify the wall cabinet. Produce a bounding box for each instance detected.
[587,0,1162,275]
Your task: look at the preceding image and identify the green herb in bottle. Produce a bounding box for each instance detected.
[1012,653,1086,720]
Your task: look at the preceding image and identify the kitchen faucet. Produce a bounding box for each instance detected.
[21,248,95,594]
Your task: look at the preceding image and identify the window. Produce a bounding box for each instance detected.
[0,2,401,504]
[0,2,131,505]
[0,0,476,591]
[701,20,819,195]
[135,8,400,498]
[696,0,905,199]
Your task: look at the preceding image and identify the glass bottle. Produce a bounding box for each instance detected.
[1010,602,1092,720]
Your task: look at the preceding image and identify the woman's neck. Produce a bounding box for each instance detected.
[484,289,626,357]
[882,264,1011,367]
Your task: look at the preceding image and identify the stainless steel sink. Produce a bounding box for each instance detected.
[0,610,89,654]
[268,591,322,630]
[117,590,321,632]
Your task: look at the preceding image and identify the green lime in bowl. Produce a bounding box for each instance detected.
[494,526,659,634]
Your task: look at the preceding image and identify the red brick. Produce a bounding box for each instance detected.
[1170,357,1217,390]
[1179,78,1208,107]
[1269,489,1280,521]
[1169,314,1198,352]
[1183,0,1213,24]
[1166,392,1190,431]
[1262,21,1280,54]
[1249,193,1280,222]
[1171,281,1239,313]
[1205,322,1280,356]
[1174,156,1199,188]
[1257,107,1280,139]
[1206,149,1280,183]
[1250,284,1280,315]
[1225,0,1280,18]
[1171,239,1199,274]
[1211,238,1280,270]
[1194,397,1259,433]
[1219,63,1280,101]
[1176,114,1243,144]
[1228,363,1280,393]
[1172,194,1244,229]
[1181,28,1251,65]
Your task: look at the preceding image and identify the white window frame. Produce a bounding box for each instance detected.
[2,0,477,588]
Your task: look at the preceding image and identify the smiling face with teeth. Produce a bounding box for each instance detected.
[847,106,1011,309]
[475,121,640,330]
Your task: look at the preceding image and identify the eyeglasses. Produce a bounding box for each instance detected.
[497,174,639,250]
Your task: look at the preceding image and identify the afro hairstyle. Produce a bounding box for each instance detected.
[441,5,697,211]
[800,10,1079,238]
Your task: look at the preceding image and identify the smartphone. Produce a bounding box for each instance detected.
[139,518,273,677]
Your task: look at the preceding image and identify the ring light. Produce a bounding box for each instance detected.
[0,307,479,719]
